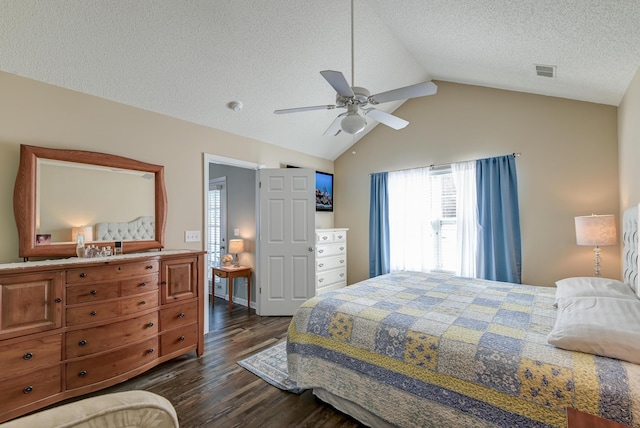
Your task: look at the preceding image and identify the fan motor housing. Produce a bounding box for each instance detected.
[336,86,371,107]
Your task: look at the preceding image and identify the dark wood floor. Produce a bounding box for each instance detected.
[52,297,364,427]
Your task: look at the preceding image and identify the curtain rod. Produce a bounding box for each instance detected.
[370,152,521,175]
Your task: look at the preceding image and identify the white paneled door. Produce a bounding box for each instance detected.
[258,168,315,316]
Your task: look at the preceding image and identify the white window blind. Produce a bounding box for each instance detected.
[208,186,222,284]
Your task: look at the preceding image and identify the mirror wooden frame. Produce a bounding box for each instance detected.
[14,145,167,259]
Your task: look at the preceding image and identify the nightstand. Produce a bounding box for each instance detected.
[212,265,252,314]
[567,408,632,428]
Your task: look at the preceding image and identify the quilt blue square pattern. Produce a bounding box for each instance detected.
[289,271,638,427]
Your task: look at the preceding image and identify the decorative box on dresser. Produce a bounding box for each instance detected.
[0,250,205,423]
[315,228,348,295]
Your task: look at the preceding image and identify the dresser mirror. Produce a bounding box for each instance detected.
[14,145,167,259]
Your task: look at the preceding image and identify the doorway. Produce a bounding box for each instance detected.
[203,153,261,332]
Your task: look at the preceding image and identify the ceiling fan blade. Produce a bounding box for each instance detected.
[323,113,346,137]
[369,81,438,105]
[320,70,354,98]
[363,108,409,130]
[274,105,336,114]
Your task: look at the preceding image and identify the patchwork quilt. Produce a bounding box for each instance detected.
[287,271,640,427]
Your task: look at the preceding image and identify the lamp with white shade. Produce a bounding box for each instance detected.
[228,239,245,268]
[574,214,617,277]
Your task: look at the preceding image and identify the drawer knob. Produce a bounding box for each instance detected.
[140,300,146,305]
[337,235,343,239]
[79,339,87,346]
[319,278,324,283]
[179,336,185,342]
[319,263,324,268]
[318,249,324,254]
[78,370,87,377]
[340,247,345,251]
[178,312,185,318]
[140,282,147,287]
[23,352,33,360]
[23,386,33,394]
[161,281,167,285]
[55,298,62,303]
[90,311,97,316]
[146,265,154,270]
[90,290,97,295]
[322,236,328,240]
[147,348,154,354]
[340,259,345,263]
[79,272,86,278]
[147,322,155,328]
[340,273,345,277]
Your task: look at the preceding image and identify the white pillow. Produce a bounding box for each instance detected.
[554,277,637,307]
[547,297,640,364]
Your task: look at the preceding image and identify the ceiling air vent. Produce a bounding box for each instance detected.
[535,64,556,78]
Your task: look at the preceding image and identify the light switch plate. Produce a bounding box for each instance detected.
[185,230,201,242]
[234,228,240,236]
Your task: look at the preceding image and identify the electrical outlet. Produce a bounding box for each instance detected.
[184,230,201,242]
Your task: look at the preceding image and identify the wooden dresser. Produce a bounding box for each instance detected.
[315,228,348,295]
[0,250,205,423]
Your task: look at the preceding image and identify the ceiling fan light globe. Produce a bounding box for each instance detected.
[341,113,366,134]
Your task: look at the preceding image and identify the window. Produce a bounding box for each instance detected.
[207,179,226,287]
[431,170,457,272]
[388,166,457,273]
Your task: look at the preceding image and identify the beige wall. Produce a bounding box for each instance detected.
[335,81,619,287]
[619,67,640,215]
[0,71,333,264]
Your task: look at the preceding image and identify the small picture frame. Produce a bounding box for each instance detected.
[35,234,52,246]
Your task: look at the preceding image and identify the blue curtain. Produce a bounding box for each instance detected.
[369,172,390,277]
[476,155,522,283]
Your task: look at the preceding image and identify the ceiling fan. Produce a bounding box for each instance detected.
[274,0,437,136]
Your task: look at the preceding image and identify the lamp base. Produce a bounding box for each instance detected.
[233,253,240,268]
[593,245,601,277]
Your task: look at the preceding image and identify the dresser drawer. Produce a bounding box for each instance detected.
[0,334,61,375]
[120,274,159,296]
[160,301,197,331]
[316,231,334,243]
[0,365,61,415]
[66,300,120,326]
[316,242,346,258]
[65,312,158,359]
[121,291,159,316]
[66,282,119,305]
[66,337,158,390]
[316,255,346,273]
[66,261,159,285]
[160,322,198,356]
[317,268,346,288]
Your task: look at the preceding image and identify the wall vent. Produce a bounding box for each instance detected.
[535,64,556,78]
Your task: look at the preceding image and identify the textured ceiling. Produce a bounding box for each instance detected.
[2,1,640,160]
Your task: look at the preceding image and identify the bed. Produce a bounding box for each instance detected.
[287,206,640,427]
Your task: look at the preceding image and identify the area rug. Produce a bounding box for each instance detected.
[237,340,305,394]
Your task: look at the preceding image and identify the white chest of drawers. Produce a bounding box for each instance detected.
[315,228,348,295]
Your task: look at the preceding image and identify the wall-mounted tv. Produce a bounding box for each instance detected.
[315,171,333,212]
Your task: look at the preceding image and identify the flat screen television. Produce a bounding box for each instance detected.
[315,171,334,212]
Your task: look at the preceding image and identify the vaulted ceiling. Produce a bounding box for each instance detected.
[2,1,640,160]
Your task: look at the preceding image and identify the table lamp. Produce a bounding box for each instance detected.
[574,214,617,277]
[228,239,245,267]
